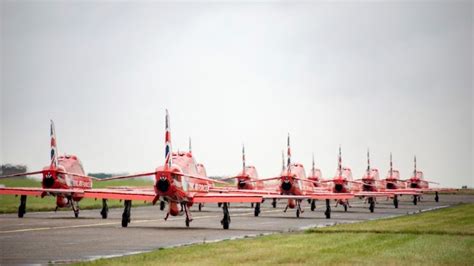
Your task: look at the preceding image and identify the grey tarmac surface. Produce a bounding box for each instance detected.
[0,194,473,264]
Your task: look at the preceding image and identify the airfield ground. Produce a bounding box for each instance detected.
[77,203,474,266]
[0,192,472,265]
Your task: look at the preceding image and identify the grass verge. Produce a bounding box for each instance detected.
[75,204,474,266]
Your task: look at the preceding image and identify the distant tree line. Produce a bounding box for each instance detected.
[88,172,129,179]
[88,173,114,179]
[1,164,28,175]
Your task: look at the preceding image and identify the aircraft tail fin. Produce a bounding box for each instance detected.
[165,110,172,168]
[188,137,192,154]
[242,144,246,175]
[50,120,58,168]
[281,150,285,171]
[338,145,342,177]
[287,133,291,169]
[390,152,393,178]
[367,148,370,176]
[413,155,417,177]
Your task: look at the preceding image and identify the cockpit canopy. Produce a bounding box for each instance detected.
[335,167,352,180]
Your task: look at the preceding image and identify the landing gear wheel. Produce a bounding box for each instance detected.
[70,197,79,218]
[307,199,311,204]
[296,209,300,218]
[393,196,399,209]
[18,195,27,218]
[221,203,230,229]
[435,192,439,202]
[324,199,331,219]
[343,203,348,212]
[272,199,277,208]
[413,195,418,205]
[218,203,222,208]
[198,203,202,212]
[101,199,109,219]
[122,200,132,228]
[160,201,165,211]
[185,217,190,227]
[369,198,375,213]
[251,203,254,208]
[254,203,261,217]
[311,200,316,211]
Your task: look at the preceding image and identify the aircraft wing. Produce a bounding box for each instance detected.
[104,186,155,191]
[0,171,44,179]
[381,189,422,195]
[188,192,263,203]
[209,187,279,195]
[309,192,354,200]
[83,189,156,202]
[0,187,85,197]
[261,192,354,200]
[262,195,310,200]
[355,191,395,197]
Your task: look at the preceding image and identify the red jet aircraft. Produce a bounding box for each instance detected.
[352,149,395,212]
[0,120,109,218]
[85,110,263,229]
[256,135,354,219]
[380,153,423,207]
[306,153,331,211]
[212,145,281,215]
[404,156,440,204]
[320,147,393,213]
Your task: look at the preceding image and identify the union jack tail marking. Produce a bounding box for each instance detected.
[287,133,291,168]
[413,155,417,177]
[242,144,246,175]
[50,120,58,168]
[165,110,172,168]
[367,148,370,176]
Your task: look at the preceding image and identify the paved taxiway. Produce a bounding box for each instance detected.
[1,194,473,264]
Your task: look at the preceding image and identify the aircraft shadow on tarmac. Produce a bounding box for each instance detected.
[48,216,100,220]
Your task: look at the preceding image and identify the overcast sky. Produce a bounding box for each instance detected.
[1,1,472,187]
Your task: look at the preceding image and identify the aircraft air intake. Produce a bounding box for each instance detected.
[42,171,56,188]
[157,177,170,193]
[238,179,246,189]
[334,184,344,192]
[281,179,292,191]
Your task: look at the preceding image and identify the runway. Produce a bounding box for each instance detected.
[1,194,472,264]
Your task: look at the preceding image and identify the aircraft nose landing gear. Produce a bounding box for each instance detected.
[393,195,399,208]
[296,200,303,218]
[182,203,193,227]
[254,203,261,217]
[324,199,331,219]
[221,203,231,229]
[368,197,375,213]
[18,195,27,218]
[122,200,132,227]
[68,196,79,218]
[100,199,109,219]
[435,191,439,202]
